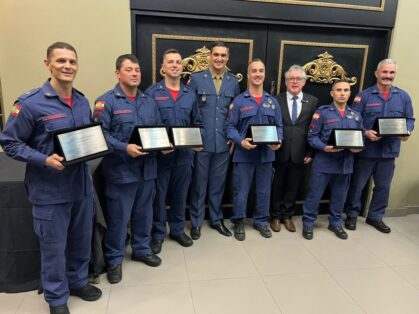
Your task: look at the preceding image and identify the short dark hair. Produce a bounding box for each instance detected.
[46,42,77,60]
[247,58,264,70]
[210,41,229,53]
[115,54,140,70]
[162,49,181,61]
[331,79,350,90]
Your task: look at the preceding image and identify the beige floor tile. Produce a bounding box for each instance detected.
[392,264,419,290]
[115,241,189,287]
[244,238,325,275]
[16,287,110,314]
[190,277,280,314]
[351,231,419,266]
[302,236,386,271]
[385,214,419,233]
[0,291,25,314]
[184,241,258,281]
[264,272,364,314]
[401,231,419,245]
[107,283,194,314]
[331,267,419,314]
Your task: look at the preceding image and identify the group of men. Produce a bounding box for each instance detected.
[0,40,414,314]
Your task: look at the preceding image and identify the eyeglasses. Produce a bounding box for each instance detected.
[286,77,305,82]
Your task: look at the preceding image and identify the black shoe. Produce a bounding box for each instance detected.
[190,226,201,240]
[69,284,102,301]
[132,253,162,267]
[328,225,348,240]
[210,221,232,237]
[345,217,357,230]
[254,224,272,238]
[365,218,391,233]
[150,239,163,254]
[107,264,122,284]
[50,304,70,314]
[169,233,193,247]
[234,220,246,241]
[302,226,313,240]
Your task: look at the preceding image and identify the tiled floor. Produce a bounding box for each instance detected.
[2,214,419,314]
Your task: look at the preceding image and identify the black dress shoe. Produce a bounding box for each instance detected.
[345,217,357,230]
[254,224,272,238]
[210,221,232,237]
[302,226,313,240]
[169,233,193,247]
[328,225,348,240]
[366,218,391,233]
[69,284,102,301]
[50,304,70,314]
[190,227,201,240]
[150,239,163,254]
[234,220,245,241]
[107,264,122,284]
[132,253,162,267]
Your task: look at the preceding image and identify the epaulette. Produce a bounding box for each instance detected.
[317,104,329,110]
[19,88,41,100]
[72,87,85,96]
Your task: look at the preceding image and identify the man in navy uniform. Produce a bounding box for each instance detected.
[302,80,363,240]
[225,59,283,241]
[146,49,201,253]
[345,59,414,233]
[94,54,164,284]
[0,42,102,314]
[270,65,318,233]
[189,41,240,239]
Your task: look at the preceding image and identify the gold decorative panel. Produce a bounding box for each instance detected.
[246,0,385,11]
[151,34,253,84]
[277,40,369,93]
[303,51,357,86]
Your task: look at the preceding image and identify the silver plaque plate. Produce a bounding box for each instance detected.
[334,129,364,148]
[378,118,408,136]
[251,125,279,144]
[138,127,171,151]
[172,127,203,148]
[57,124,109,162]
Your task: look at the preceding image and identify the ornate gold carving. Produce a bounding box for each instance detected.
[277,40,369,94]
[246,0,385,12]
[152,34,253,84]
[159,46,243,82]
[303,51,357,86]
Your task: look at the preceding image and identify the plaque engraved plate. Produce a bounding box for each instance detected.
[130,126,172,151]
[327,128,364,149]
[374,117,408,137]
[171,126,203,148]
[248,125,279,145]
[54,122,110,166]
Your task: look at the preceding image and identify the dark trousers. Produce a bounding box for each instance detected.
[33,196,94,307]
[271,160,305,219]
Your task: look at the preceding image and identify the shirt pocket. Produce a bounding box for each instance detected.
[43,116,72,133]
[197,90,212,106]
[157,101,174,122]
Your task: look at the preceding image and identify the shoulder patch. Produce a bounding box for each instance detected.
[95,100,105,110]
[312,113,320,120]
[353,95,361,103]
[11,103,22,117]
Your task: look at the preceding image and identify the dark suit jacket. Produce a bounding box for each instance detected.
[276,92,319,164]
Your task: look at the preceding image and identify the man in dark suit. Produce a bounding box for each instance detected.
[270,65,318,232]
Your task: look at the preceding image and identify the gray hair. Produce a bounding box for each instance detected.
[376,58,397,71]
[285,65,307,80]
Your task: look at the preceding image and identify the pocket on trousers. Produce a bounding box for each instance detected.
[32,207,53,239]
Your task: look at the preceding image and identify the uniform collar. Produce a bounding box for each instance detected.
[209,68,225,80]
[41,79,82,99]
[372,84,398,95]
[114,83,145,98]
[244,90,270,98]
[157,79,189,93]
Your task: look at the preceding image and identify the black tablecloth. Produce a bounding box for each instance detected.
[0,153,40,293]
